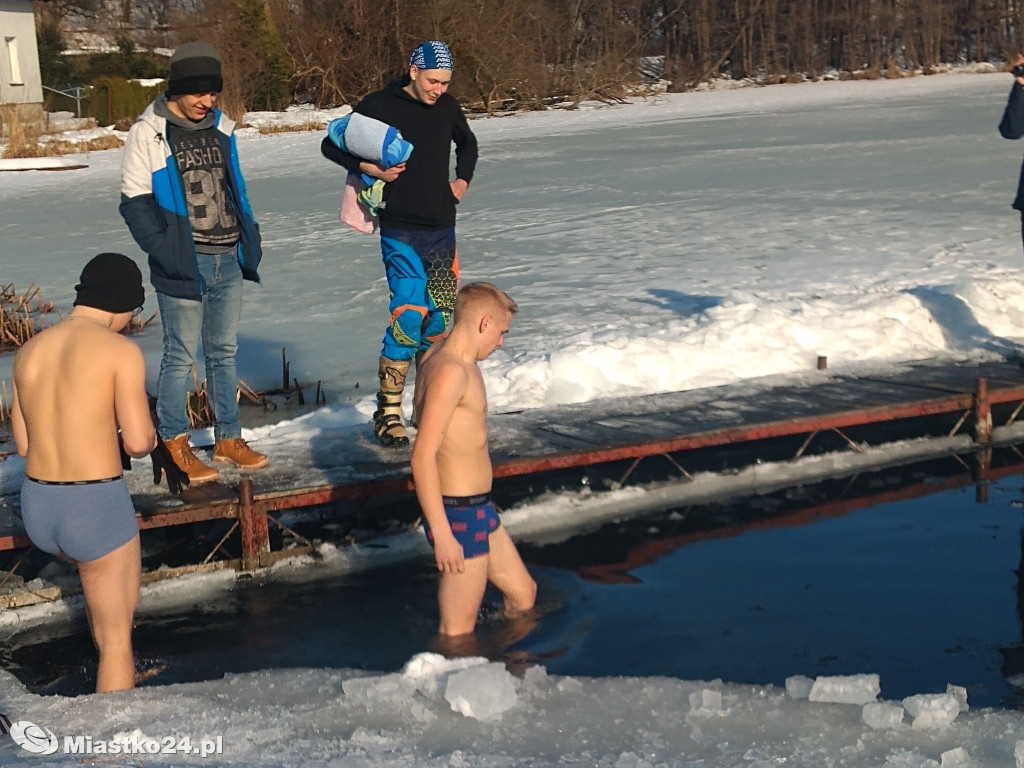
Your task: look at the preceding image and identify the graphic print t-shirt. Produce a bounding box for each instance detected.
[167,123,240,251]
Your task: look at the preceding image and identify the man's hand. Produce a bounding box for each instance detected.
[434,532,465,574]
[450,179,468,202]
[150,436,191,495]
[360,161,406,182]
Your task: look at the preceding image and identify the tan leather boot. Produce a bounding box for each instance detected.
[373,355,411,447]
[213,438,269,469]
[164,434,220,485]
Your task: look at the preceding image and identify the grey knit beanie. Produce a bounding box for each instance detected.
[168,42,223,96]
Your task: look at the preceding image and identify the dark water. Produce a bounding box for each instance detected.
[5,452,1024,707]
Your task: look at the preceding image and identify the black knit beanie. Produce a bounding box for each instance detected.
[168,41,223,96]
[73,253,145,314]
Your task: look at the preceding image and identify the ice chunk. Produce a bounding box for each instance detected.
[689,688,723,713]
[402,651,487,680]
[946,684,969,713]
[444,662,518,720]
[902,693,960,730]
[402,651,488,700]
[785,675,814,699]
[341,673,416,704]
[613,753,654,768]
[1015,739,1024,768]
[862,701,904,729]
[808,673,880,704]
[522,665,549,698]
[882,750,939,768]
[940,747,970,767]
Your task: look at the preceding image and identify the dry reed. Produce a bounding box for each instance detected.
[0,284,55,353]
[256,121,327,135]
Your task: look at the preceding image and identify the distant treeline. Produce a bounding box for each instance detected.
[37,0,1024,112]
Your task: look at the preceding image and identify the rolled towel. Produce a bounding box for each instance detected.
[340,173,378,235]
[327,113,413,172]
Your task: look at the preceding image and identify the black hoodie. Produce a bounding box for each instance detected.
[321,76,478,230]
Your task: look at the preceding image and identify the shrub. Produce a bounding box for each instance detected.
[90,77,164,127]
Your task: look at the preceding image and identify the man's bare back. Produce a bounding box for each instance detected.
[14,315,155,482]
[12,253,154,693]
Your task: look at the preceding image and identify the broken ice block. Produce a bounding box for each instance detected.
[689,689,723,713]
[444,662,518,720]
[808,673,880,705]
[940,747,970,767]
[862,701,904,729]
[785,675,814,699]
[341,674,416,704]
[902,693,960,730]
[946,684,969,713]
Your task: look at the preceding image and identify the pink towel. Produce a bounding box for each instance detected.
[339,173,377,234]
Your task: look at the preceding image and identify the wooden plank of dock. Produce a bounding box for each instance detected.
[1,359,1022,565]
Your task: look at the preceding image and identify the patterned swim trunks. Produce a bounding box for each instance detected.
[423,493,501,559]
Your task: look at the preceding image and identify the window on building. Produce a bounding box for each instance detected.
[6,37,22,85]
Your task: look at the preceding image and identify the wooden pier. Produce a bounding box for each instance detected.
[2,359,1024,606]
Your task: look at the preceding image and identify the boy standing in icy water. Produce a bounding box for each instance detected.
[411,283,536,636]
[12,254,160,692]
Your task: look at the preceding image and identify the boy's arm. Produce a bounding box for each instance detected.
[452,104,478,185]
[411,361,469,573]
[11,380,27,457]
[320,135,364,175]
[450,105,477,202]
[118,124,167,255]
[113,342,158,457]
[321,136,406,182]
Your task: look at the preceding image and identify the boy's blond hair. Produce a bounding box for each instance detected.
[455,282,518,319]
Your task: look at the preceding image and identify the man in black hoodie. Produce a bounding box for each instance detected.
[322,40,479,447]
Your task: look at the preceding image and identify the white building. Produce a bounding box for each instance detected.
[0,0,43,121]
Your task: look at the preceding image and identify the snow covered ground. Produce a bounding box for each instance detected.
[2,653,1023,767]
[3,70,1024,415]
[3,70,1024,766]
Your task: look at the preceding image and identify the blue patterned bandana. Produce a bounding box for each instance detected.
[409,41,453,72]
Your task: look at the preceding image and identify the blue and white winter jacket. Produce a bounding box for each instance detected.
[119,101,262,300]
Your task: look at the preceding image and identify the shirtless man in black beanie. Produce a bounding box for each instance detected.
[11,253,185,692]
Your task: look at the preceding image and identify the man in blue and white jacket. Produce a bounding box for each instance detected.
[120,41,267,484]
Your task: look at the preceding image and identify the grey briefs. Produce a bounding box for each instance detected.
[20,476,138,563]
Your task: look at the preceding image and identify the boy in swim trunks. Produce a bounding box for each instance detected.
[411,282,536,636]
[12,253,159,693]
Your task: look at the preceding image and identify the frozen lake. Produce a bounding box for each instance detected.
[3,72,1024,420]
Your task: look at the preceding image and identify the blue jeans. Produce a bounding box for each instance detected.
[156,251,243,440]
